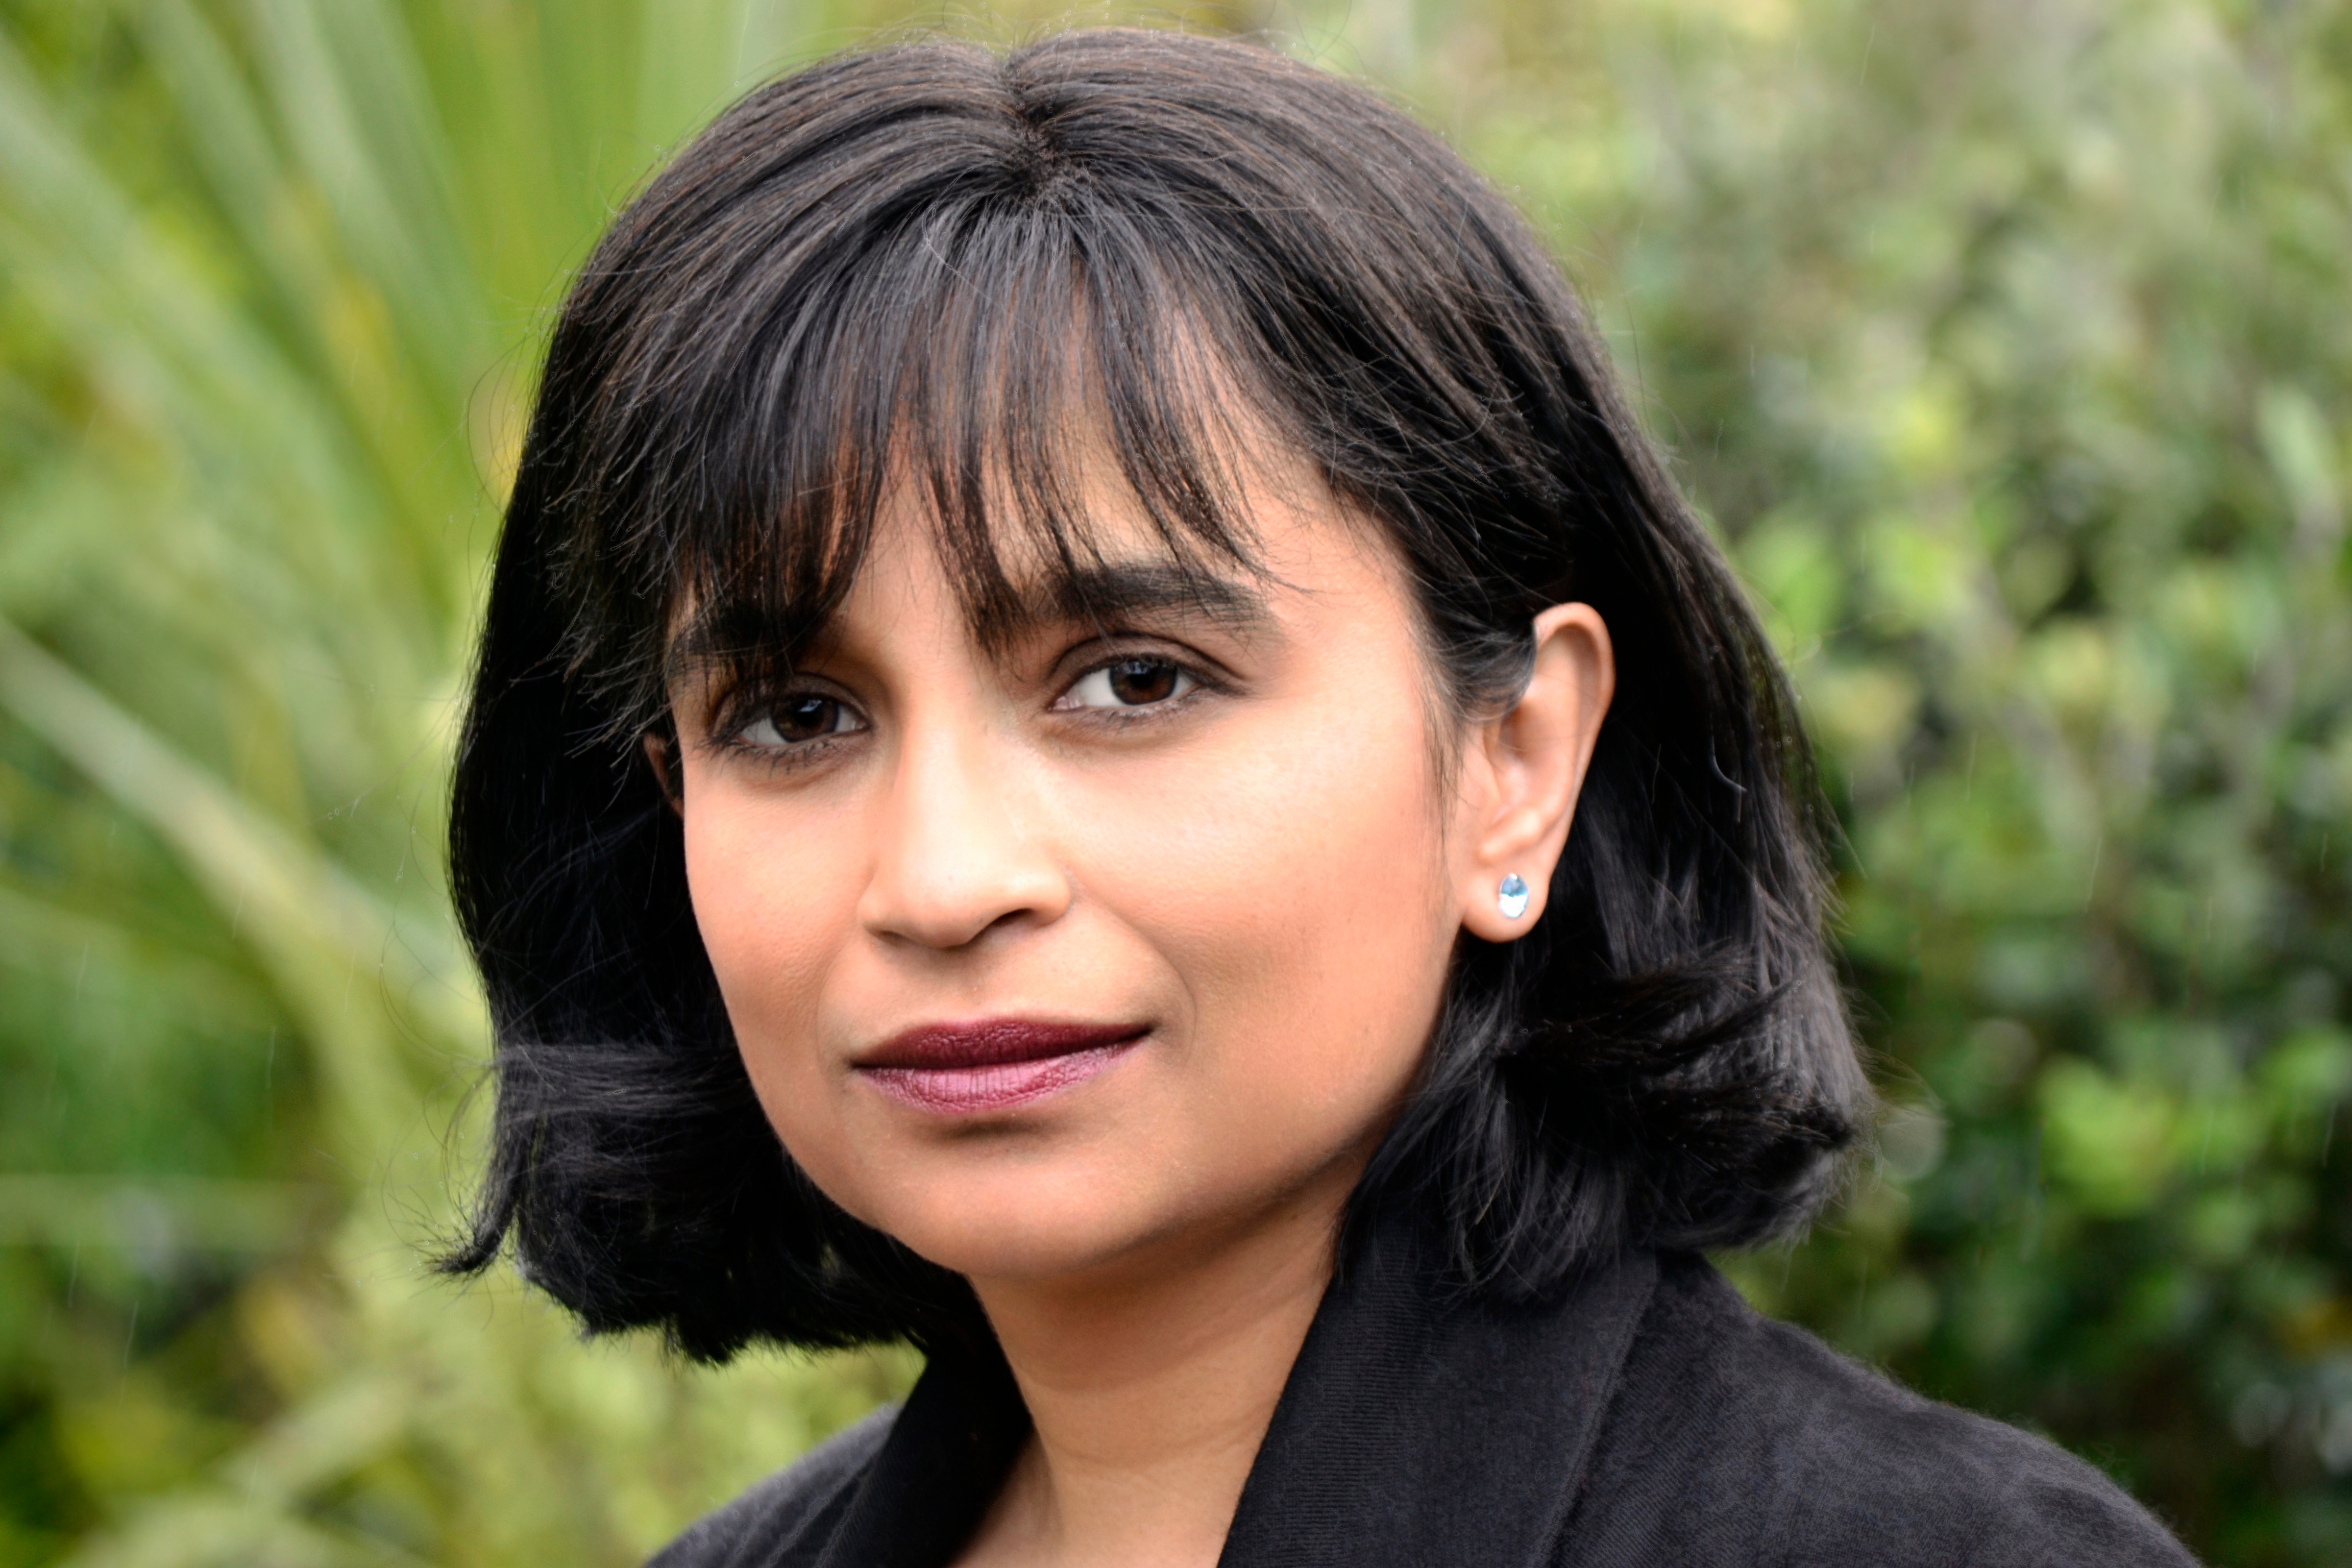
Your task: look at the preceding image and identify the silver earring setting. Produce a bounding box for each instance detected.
[1497,873,1530,920]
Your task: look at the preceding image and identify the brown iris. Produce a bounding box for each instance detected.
[1104,658,1180,705]
[769,695,845,740]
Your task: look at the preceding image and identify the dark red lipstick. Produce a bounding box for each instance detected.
[854,1019,1147,1115]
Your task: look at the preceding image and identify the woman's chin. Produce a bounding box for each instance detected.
[863,1183,1202,1288]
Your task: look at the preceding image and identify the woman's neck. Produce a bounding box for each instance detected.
[952,1172,1352,1568]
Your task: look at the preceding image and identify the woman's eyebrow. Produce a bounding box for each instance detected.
[1016,559,1275,640]
[663,603,803,679]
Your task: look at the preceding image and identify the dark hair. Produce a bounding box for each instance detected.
[444,27,1871,1361]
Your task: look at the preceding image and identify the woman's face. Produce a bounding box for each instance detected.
[669,462,1599,1290]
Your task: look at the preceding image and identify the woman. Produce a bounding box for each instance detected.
[445,29,2197,1567]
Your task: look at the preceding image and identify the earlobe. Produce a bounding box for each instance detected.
[1466,867,1546,944]
[1458,602,1615,944]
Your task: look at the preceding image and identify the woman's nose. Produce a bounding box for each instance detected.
[856,719,1071,950]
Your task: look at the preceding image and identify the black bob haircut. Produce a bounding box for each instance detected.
[445,27,1872,1362]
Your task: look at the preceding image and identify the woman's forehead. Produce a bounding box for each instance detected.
[661,512,1258,674]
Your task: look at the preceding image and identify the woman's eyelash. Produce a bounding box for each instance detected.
[1052,650,1219,714]
[703,648,1218,750]
[715,688,866,754]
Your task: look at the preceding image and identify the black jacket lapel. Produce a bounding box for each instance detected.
[1216,1228,1657,1568]
[807,1225,1655,1568]
[812,1337,1030,1568]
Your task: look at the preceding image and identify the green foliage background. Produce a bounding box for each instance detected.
[1,0,2347,1561]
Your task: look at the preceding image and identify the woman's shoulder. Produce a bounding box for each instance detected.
[645,1404,898,1568]
[1571,1253,2198,1566]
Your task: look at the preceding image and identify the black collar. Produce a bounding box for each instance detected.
[814,1222,1660,1567]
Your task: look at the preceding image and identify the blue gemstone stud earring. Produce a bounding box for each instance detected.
[1497,872,1530,920]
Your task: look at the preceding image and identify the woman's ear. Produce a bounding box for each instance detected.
[1456,602,1615,942]
[643,728,685,815]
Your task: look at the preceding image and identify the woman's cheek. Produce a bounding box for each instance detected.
[1064,695,1444,1145]
[681,784,859,1113]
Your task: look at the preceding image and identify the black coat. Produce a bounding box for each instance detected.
[651,1219,2198,1567]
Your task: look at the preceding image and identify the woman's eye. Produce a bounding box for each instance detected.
[737,694,860,747]
[1056,656,1198,711]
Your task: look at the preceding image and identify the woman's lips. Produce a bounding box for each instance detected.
[853,1019,1147,1115]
